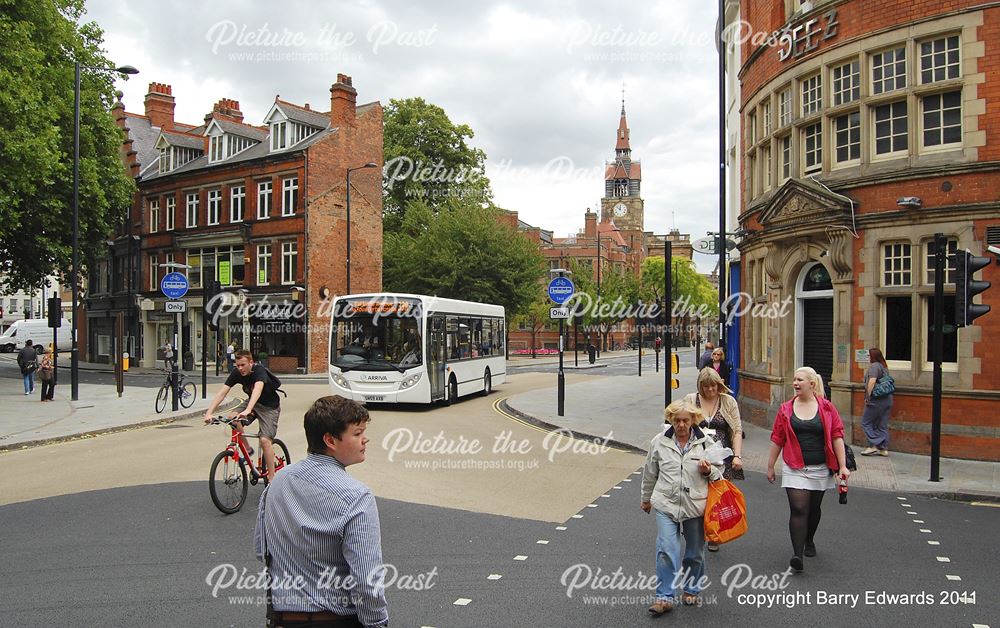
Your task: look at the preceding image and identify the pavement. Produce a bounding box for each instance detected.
[4,349,997,501]
[503,350,1000,502]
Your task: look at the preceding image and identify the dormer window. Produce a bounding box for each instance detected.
[159,148,171,173]
[156,134,202,174]
[209,134,225,163]
[271,121,287,150]
[291,123,320,144]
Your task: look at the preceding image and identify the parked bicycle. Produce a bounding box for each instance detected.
[207,414,291,514]
[155,369,196,413]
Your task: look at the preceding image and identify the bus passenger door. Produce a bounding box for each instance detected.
[428,315,447,401]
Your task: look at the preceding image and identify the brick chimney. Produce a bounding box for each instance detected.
[211,98,244,123]
[329,73,357,128]
[144,82,175,130]
[584,208,597,239]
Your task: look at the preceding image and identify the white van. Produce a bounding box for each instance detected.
[0,319,72,353]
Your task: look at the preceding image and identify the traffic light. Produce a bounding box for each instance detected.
[671,352,680,389]
[204,280,223,331]
[47,297,62,328]
[954,250,991,327]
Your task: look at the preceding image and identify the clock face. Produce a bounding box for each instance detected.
[613,203,628,217]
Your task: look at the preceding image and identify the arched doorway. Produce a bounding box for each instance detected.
[795,262,833,396]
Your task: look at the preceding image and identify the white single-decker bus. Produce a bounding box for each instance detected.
[329,293,506,404]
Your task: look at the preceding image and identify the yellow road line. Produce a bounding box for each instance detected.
[970,501,1000,508]
[492,397,550,434]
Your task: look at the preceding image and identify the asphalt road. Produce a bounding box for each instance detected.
[1,369,996,627]
[509,349,699,378]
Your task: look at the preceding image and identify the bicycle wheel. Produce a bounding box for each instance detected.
[209,450,248,514]
[272,438,291,472]
[179,381,197,408]
[155,384,169,414]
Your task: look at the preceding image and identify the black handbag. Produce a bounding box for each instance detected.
[844,444,858,471]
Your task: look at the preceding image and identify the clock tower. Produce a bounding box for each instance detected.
[600,102,643,231]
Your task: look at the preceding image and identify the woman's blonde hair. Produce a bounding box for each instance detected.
[697,367,732,395]
[711,346,725,359]
[663,398,705,425]
[794,366,826,399]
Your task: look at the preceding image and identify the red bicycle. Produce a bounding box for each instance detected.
[208,415,291,514]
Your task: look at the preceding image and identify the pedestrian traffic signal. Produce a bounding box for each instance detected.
[47,297,62,328]
[954,250,991,327]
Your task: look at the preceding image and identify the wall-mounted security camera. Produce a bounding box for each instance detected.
[897,196,922,208]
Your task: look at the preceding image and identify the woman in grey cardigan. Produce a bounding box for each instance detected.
[861,347,893,456]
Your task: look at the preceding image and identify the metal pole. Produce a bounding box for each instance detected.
[665,241,673,407]
[638,321,642,377]
[201,290,207,399]
[558,317,565,416]
[172,311,179,411]
[346,168,352,294]
[596,232,602,356]
[717,0,728,350]
[930,233,945,481]
[574,315,578,367]
[71,62,80,401]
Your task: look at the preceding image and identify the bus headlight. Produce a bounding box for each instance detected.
[399,373,422,389]
[332,373,351,389]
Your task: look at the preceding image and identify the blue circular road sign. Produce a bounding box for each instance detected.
[547,277,575,304]
[161,272,189,300]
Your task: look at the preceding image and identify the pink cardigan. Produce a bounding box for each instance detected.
[770,397,845,471]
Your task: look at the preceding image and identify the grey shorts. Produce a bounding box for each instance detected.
[236,401,280,440]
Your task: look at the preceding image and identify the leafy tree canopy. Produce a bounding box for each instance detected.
[640,256,719,316]
[0,0,135,293]
[382,97,491,231]
[383,202,545,317]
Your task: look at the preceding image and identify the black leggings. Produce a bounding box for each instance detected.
[786,488,825,558]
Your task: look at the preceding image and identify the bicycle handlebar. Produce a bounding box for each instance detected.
[209,414,255,427]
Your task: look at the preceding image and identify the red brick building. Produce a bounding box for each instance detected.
[96,74,382,373]
[736,0,1000,460]
[507,105,694,352]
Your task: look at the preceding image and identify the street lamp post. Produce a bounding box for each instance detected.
[71,61,138,401]
[345,162,378,294]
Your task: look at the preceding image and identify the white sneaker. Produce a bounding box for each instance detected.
[25,391,30,395]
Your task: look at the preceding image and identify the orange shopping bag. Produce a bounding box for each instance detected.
[704,479,748,544]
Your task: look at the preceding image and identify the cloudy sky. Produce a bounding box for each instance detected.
[87,0,721,260]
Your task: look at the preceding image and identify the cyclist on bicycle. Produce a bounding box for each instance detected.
[204,349,281,481]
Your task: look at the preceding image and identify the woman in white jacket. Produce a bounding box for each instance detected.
[641,399,723,615]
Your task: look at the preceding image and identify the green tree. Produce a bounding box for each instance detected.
[382,97,491,231]
[564,259,639,351]
[640,256,718,345]
[0,0,135,293]
[509,290,552,358]
[383,203,545,317]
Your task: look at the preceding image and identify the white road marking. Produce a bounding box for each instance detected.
[928,541,940,545]
[920,529,932,533]
[571,514,584,519]
[632,470,641,475]
[514,555,528,561]
[587,504,598,508]
[901,503,912,507]
[971,624,989,628]
[896,496,906,500]
[907,511,918,515]
[537,540,549,545]
[913,519,924,523]
[623,478,632,482]
[453,598,472,606]
[601,494,610,497]
[946,574,961,581]
[556,526,567,531]
[613,486,623,490]
[487,574,502,581]
[936,556,951,562]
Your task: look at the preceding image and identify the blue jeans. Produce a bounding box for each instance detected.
[654,510,706,601]
[22,372,34,394]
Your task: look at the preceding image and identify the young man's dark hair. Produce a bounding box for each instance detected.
[234,348,254,361]
[305,395,370,454]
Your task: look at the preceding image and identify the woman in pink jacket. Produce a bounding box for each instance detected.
[766,366,850,572]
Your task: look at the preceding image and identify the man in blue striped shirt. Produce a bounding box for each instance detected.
[255,395,389,627]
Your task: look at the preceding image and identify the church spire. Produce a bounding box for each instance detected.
[615,95,631,157]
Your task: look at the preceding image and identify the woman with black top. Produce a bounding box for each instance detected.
[766,366,850,572]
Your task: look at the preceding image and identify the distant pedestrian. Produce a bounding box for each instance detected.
[641,399,722,614]
[17,339,37,395]
[708,347,731,383]
[698,342,714,370]
[766,367,850,572]
[255,395,389,627]
[684,367,744,552]
[226,342,235,372]
[161,341,174,371]
[861,348,893,457]
[38,347,55,401]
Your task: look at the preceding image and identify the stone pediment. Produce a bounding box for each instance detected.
[758,178,854,230]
